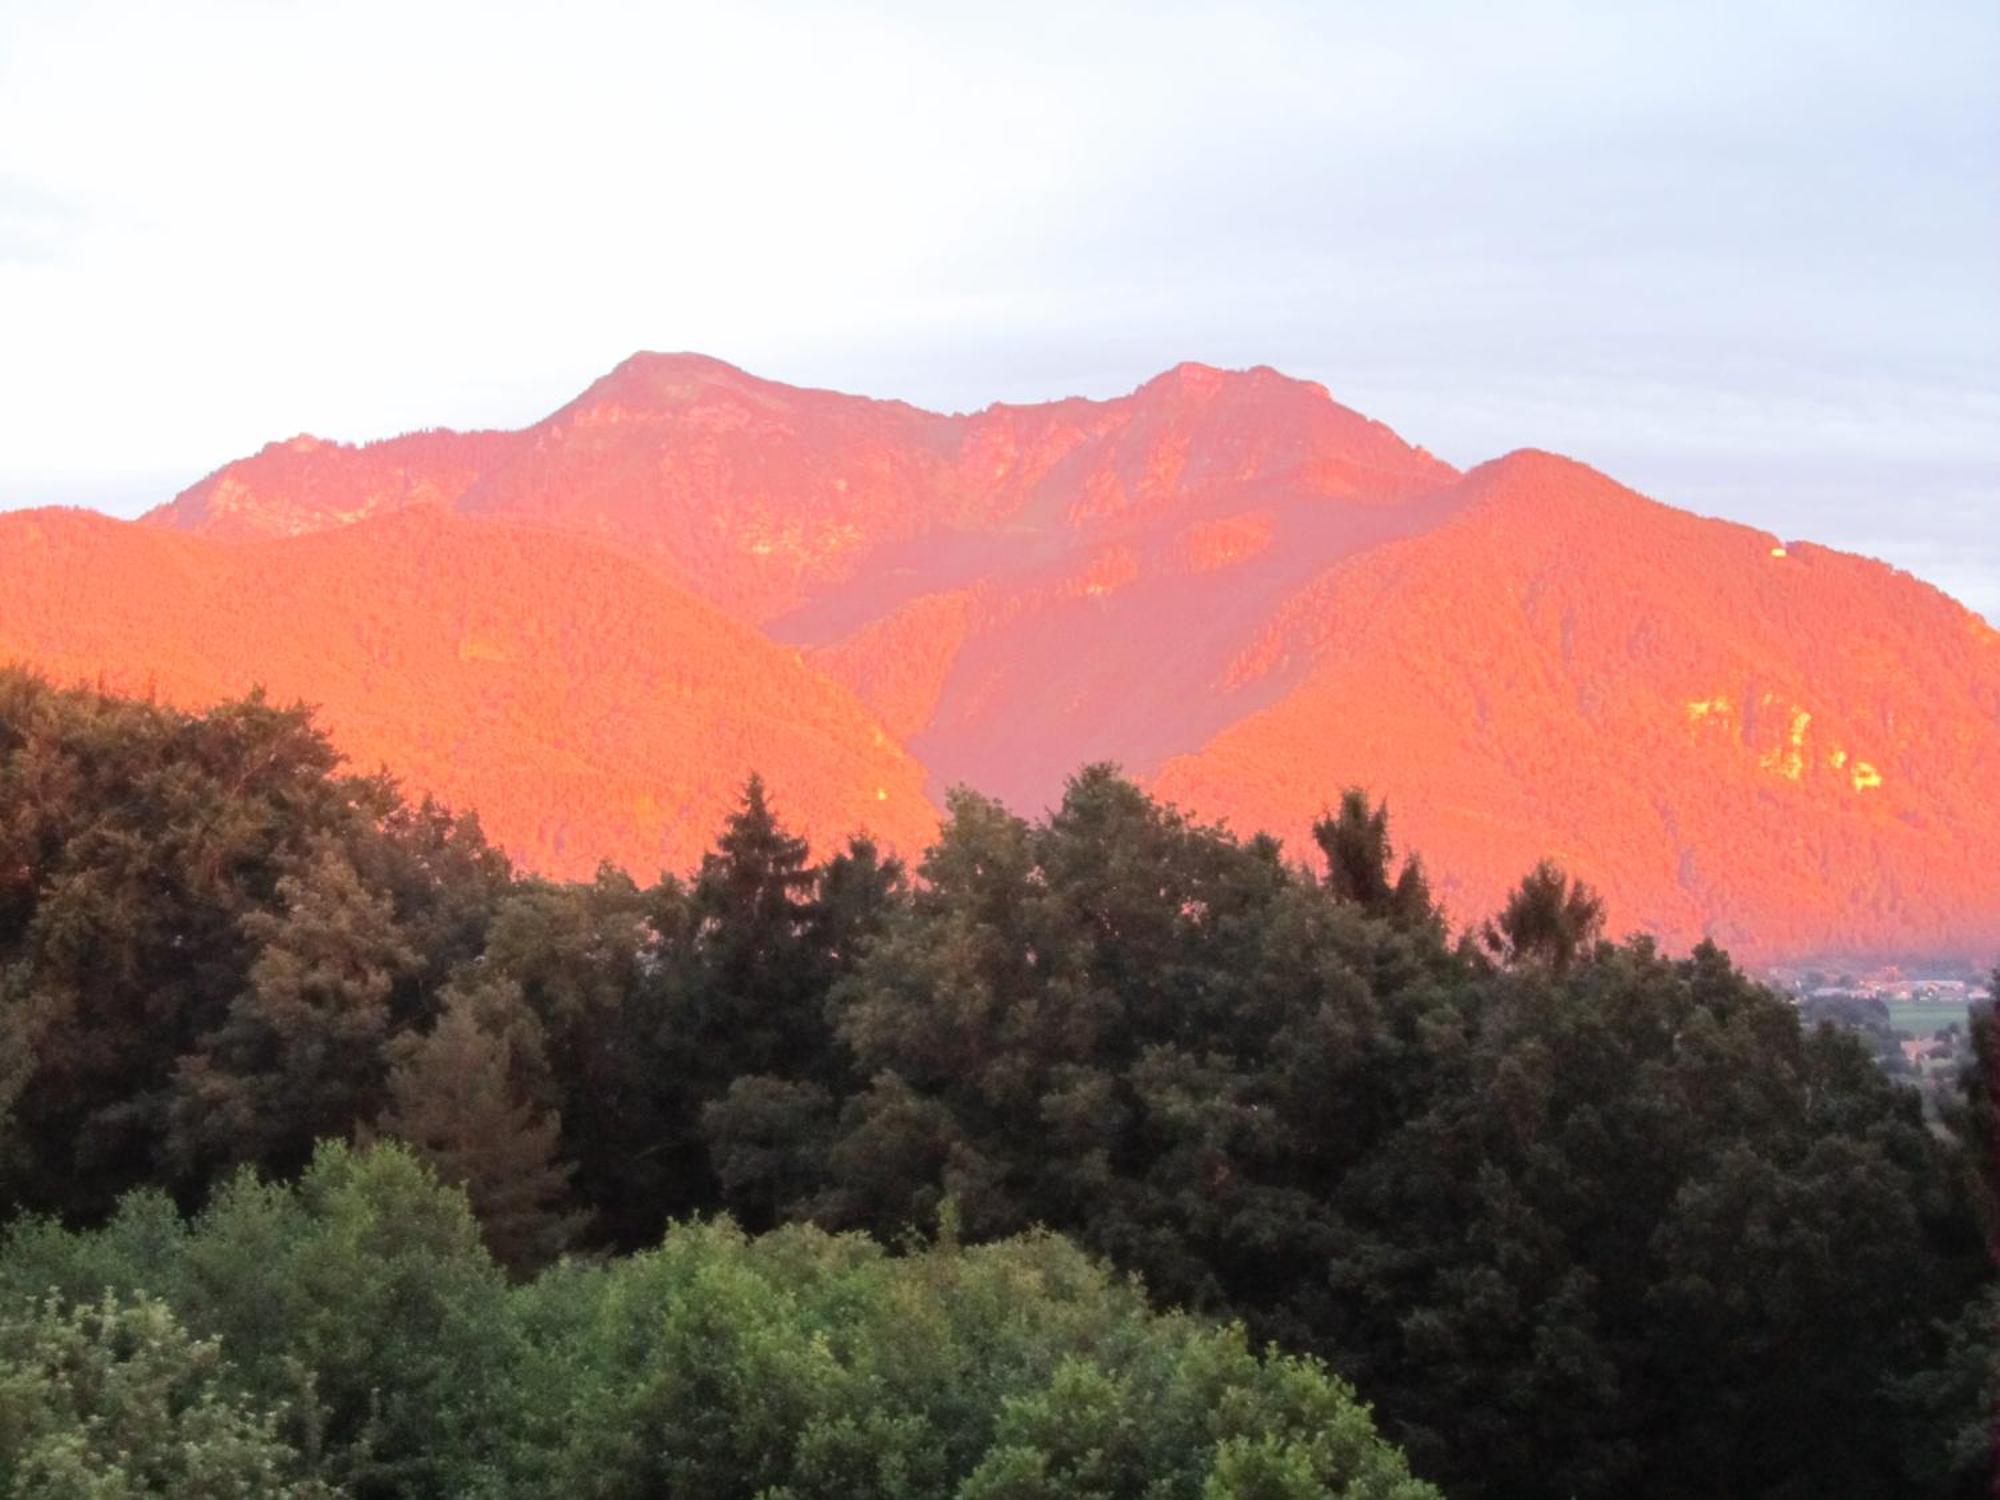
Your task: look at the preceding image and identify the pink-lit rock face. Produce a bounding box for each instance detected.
[110,355,2000,958]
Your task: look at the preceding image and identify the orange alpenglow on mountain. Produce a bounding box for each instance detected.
[0,504,931,878]
[7,352,1997,960]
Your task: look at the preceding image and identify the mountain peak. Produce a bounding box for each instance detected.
[1136,360,1318,402]
[576,351,765,407]
[608,350,755,381]
[1455,449,1642,514]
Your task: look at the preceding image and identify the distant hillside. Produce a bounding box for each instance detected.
[0,504,932,877]
[1154,451,2000,955]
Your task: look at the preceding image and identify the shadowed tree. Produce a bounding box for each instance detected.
[375,976,583,1274]
[170,840,417,1183]
[352,792,514,1026]
[807,834,906,991]
[1314,789,1440,932]
[466,867,668,1247]
[1484,859,1605,973]
[701,1074,840,1234]
[685,773,823,1082]
[2,679,1989,1497]
[0,676,360,1220]
[687,785,909,1230]
[820,766,1454,1309]
[1966,978,1999,1247]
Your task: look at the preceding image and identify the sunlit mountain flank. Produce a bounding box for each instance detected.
[0,502,931,877]
[9,354,1995,960]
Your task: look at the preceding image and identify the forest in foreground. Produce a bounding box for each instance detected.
[0,669,1993,1498]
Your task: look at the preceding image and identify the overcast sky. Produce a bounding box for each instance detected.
[3,0,1995,619]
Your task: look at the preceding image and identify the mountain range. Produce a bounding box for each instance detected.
[7,352,1997,960]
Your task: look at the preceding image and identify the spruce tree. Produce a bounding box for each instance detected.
[376,978,581,1274]
[686,773,823,1083]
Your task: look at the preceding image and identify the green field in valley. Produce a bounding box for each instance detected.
[1885,1000,1973,1036]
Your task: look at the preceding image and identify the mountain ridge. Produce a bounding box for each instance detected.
[24,352,1990,959]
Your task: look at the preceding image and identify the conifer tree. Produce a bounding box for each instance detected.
[808,834,906,982]
[376,978,581,1274]
[687,773,823,1082]
[696,826,904,1229]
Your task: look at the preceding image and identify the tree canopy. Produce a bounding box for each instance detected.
[0,672,1991,1498]
[0,1141,1436,1500]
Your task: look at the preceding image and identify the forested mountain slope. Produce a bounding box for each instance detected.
[1155,451,2000,954]
[0,504,931,877]
[108,354,2000,957]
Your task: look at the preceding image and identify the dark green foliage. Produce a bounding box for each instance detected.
[807,773,1986,1498]
[653,774,833,1224]
[0,673,516,1221]
[1314,789,1440,933]
[1315,941,1983,1497]
[1482,857,1605,972]
[816,767,1462,1338]
[1889,1281,2000,1496]
[1954,990,1997,1246]
[351,796,512,997]
[701,1074,839,1234]
[0,673,360,1217]
[461,867,668,1246]
[687,773,822,1080]
[686,786,906,1232]
[1902,989,2000,1500]
[1,675,1990,1498]
[172,841,419,1182]
[1798,991,1914,1075]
